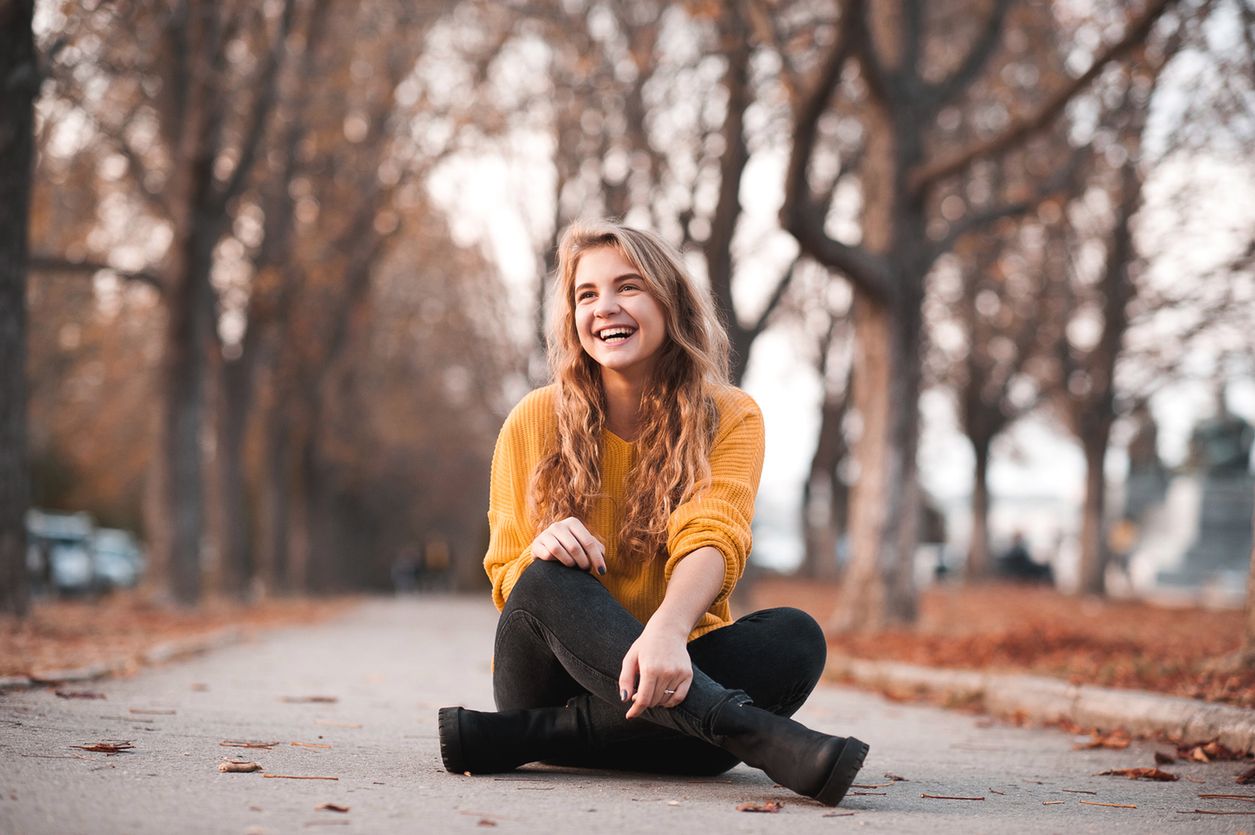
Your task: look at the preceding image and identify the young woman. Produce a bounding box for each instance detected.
[438,220,868,806]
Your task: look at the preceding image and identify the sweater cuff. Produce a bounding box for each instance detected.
[663,536,742,606]
[492,548,535,611]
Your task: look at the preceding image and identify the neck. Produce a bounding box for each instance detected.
[601,369,647,440]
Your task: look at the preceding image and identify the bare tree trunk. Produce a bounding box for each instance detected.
[260,401,292,594]
[0,0,36,617]
[1076,432,1110,595]
[214,354,253,597]
[1244,498,1255,665]
[833,292,922,631]
[162,149,221,606]
[802,395,848,579]
[967,438,993,578]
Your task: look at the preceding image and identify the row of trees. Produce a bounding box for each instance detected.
[3,1,1253,640]
[469,0,1252,628]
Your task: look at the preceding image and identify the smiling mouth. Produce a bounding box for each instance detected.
[597,327,636,344]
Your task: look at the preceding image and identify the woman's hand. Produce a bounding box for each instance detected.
[618,620,692,719]
[530,517,607,575]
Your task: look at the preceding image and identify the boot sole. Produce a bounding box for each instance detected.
[437,706,467,774]
[815,736,870,807]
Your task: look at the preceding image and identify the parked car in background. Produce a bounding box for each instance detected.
[92,528,146,590]
[26,509,96,595]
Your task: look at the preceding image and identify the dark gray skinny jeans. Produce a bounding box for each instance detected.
[492,559,827,775]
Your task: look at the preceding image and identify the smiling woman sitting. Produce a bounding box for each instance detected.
[436,219,869,806]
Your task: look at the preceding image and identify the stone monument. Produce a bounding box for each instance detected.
[1157,390,1254,591]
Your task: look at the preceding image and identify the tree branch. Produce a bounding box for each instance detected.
[781,1,894,303]
[925,0,1014,110]
[29,255,165,293]
[217,0,297,205]
[927,145,1083,260]
[909,0,1178,194]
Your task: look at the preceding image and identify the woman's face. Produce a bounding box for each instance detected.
[572,246,668,384]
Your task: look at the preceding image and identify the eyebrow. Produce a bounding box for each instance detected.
[573,273,643,294]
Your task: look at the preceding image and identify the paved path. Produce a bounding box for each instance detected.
[0,597,1248,833]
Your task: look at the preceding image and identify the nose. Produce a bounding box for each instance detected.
[593,291,620,317]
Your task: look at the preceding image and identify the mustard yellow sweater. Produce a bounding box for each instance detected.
[483,384,765,640]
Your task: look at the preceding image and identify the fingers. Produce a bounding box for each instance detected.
[662,675,690,708]
[530,518,606,575]
[625,670,657,720]
[618,643,640,707]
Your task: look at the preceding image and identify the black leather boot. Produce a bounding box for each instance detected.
[709,699,869,806]
[438,704,583,774]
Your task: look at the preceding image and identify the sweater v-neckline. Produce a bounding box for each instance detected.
[604,428,635,448]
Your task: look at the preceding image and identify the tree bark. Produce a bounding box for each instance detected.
[802,394,849,579]
[213,352,254,597]
[1244,498,1255,665]
[967,437,993,578]
[0,0,37,617]
[833,289,923,631]
[1076,430,1110,595]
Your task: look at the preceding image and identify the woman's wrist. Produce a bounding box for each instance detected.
[645,609,694,639]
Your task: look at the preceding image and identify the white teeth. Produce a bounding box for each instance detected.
[598,327,635,341]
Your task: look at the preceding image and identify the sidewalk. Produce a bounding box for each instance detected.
[1,596,1250,833]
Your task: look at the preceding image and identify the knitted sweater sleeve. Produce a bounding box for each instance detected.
[662,392,765,606]
[483,397,540,612]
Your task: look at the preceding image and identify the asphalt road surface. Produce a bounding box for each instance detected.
[1,596,1248,833]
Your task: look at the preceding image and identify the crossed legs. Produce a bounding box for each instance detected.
[490,559,827,775]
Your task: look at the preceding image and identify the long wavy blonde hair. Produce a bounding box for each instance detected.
[528,220,731,561]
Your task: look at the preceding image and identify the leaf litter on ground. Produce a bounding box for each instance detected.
[219,759,262,773]
[1096,767,1178,782]
[735,800,783,813]
[314,803,349,813]
[72,740,134,754]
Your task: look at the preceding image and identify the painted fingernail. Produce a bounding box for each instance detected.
[598,565,606,576]
[620,689,628,702]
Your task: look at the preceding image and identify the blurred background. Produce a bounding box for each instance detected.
[1,0,1253,645]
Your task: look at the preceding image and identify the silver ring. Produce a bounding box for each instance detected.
[663,689,677,695]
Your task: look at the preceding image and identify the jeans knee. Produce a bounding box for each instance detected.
[503,558,589,616]
[775,607,827,687]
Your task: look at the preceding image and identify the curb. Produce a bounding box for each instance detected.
[829,655,1255,754]
[3,627,245,692]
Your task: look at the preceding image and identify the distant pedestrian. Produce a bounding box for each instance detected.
[437,220,868,806]
[996,532,1053,584]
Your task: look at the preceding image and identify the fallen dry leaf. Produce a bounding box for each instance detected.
[1097,767,1178,782]
[735,801,783,813]
[1042,800,1065,806]
[219,760,262,773]
[1080,800,1136,809]
[1238,765,1255,785]
[72,741,134,754]
[1074,730,1131,751]
[884,772,909,782]
[1155,751,1177,765]
[1179,739,1240,762]
[291,741,332,750]
[1199,793,1255,802]
[314,803,349,813]
[477,819,498,828]
[282,696,339,704]
[921,793,985,801]
[220,740,279,750]
[55,689,105,700]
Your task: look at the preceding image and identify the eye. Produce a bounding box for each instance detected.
[619,282,640,293]
[576,290,595,301]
